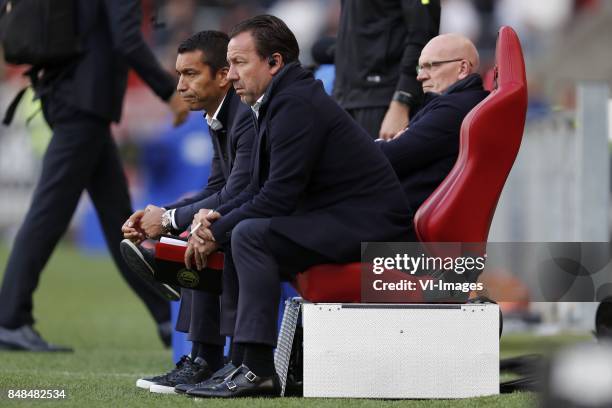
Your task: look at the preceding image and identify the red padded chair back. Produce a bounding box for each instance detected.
[413,26,527,244]
[483,67,496,92]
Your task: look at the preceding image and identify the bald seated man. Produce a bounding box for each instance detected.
[378,33,489,212]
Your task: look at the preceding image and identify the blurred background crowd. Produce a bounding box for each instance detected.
[0,0,611,333]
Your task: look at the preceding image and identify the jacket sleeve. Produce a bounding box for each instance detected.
[378,98,464,177]
[103,0,175,101]
[210,95,320,244]
[397,0,440,105]
[169,116,255,230]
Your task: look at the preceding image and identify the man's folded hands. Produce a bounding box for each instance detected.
[185,209,222,270]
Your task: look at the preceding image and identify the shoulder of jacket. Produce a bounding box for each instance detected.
[269,89,315,111]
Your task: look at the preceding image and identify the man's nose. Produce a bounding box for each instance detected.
[177,75,187,92]
[227,65,238,81]
[417,69,429,82]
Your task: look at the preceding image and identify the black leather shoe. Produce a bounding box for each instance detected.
[175,362,238,394]
[186,364,280,398]
[0,325,72,352]
[120,239,180,301]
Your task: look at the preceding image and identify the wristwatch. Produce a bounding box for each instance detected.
[392,90,414,107]
[161,209,173,234]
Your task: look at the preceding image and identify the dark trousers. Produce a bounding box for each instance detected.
[175,290,223,345]
[0,98,169,328]
[230,218,331,346]
[175,247,239,345]
[346,106,387,139]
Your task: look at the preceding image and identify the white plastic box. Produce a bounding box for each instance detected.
[302,303,499,398]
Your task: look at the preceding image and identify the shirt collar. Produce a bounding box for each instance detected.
[251,94,265,119]
[205,94,227,131]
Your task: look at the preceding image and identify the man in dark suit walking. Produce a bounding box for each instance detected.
[185,15,414,398]
[0,0,189,351]
[119,30,255,394]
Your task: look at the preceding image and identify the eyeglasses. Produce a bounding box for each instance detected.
[416,58,465,75]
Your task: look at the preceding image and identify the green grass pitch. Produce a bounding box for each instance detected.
[0,242,589,407]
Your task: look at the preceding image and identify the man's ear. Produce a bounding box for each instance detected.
[217,67,230,87]
[458,60,471,80]
[268,53,283,75]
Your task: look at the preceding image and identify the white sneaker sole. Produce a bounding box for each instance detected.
[136,379,154,390]
[149,384,178,394]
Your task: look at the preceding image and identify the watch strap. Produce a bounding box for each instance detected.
[392,90,415,107]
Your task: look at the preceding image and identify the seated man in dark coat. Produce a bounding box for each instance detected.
[184,15,413,398]
[378,33,489,212]
[119,31,255,394]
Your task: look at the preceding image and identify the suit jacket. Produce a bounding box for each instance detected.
[378,73,489,211]
[41,0,176,122]
[164,89,254,230]
[210,63,413,263]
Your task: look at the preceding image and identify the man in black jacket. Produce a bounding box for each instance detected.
[185,15,413,398]
[0,0,189,352]
[120,31,255,394]
[333,0,440,140]
[121,30,252,255]
[378,33,489,212]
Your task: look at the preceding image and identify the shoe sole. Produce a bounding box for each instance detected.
[120,240,180,301]
[149,384,178,394]
[192,389,279,399]
[136,379,154,390]
[0,341,21,351]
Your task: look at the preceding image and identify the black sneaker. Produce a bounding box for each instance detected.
[136,355,187,390]
[120,239,180,301]
[149,356,212,394]
[136,355,195,390]
[175,362,238,394]
[136,371,171,390]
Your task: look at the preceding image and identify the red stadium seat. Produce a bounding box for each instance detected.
[294,26,528,302]
[414,26,527,244]
[294,263,361,303]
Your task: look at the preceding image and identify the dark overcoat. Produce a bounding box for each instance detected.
[379,73,489,211]
[210,63,414,262]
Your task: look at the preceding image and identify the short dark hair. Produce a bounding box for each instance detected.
[177,31,229,74]
[229,15,299,64]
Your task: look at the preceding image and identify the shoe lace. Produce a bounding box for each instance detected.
[164,355,190,379]
[168,356,204,381]
[180,362,199,377]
